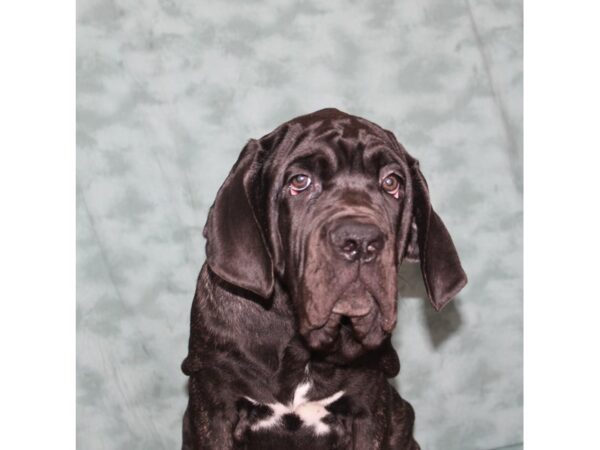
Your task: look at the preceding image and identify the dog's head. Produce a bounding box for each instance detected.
[204,108,467,360]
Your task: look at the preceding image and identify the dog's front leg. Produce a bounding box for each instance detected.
[384,389,420,450]
[182,375,237,450]
[349,385,420,450]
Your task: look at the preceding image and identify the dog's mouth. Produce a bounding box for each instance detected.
[301,311,386,361]
[300,282,387,358]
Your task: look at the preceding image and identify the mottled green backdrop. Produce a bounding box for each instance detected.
[77,1,522,449]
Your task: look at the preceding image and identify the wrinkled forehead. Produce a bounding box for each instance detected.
[264,115,406,177]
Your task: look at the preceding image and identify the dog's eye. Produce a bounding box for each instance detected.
[289,174,312,195]
[381,174,402,198]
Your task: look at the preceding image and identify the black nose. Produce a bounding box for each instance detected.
[329,221,385,263]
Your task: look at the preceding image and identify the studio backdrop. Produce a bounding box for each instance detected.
[77,1,522,449]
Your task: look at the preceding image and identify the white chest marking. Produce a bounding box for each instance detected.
[247,380,344,435]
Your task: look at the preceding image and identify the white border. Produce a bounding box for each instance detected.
[0,1,75,449]
[525,1,600,448]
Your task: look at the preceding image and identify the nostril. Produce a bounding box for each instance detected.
[341,239,359,261]
[366,238,383,253]
[362,237,384,262]
[342,239,357,253]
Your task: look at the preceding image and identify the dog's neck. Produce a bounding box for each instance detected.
[183,266,296,373]
[183,264,399,386]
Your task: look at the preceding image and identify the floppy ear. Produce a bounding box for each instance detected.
[404,159,468,311]
[203,139,274,299]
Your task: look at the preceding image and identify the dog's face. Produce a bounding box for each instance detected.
[273,130,409,359]
[204,109,467,361]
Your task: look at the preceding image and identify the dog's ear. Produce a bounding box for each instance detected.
[203,139,274,299]
[404,158,468,311]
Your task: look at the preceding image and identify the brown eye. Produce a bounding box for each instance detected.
[381,174,402,198]
[289,174,311,195]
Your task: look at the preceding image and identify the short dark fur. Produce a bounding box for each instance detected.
[182,108,467,449]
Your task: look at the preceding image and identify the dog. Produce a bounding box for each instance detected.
[181,108,467,449]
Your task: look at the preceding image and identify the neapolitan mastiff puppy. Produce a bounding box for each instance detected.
[182,108,467,449]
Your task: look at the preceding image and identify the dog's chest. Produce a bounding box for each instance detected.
[234,373,355,449]
[243,379,345,435]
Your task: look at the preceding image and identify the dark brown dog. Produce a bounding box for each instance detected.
[181,108,467,449]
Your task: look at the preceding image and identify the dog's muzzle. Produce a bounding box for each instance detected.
[300,217,393,357]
